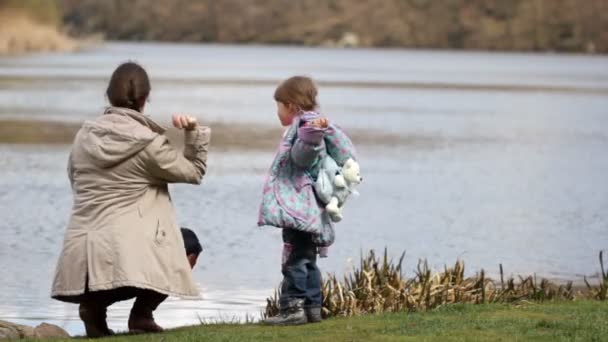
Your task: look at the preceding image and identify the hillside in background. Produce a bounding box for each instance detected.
[0,0,606,54]
[59,0,607,53]
[0,0,76,55]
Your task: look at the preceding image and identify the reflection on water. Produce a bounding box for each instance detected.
[1,43,608,335]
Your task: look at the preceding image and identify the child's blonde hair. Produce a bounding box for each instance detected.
[274,76,318,111]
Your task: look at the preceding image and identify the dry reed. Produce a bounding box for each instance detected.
[264,249,605,319]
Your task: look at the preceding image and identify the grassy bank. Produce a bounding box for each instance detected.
[17,250,606,341]
[0,10,77,56]
[0,1,78,55]
[0,0,62,27]
[27,301,607,341]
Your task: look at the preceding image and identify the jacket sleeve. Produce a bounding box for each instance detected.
[290,123,327,169]
[142,126,211,184]
[324,124,357,165]
[67,152,75,188]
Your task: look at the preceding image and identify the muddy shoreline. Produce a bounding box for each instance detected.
[0,118,484,150]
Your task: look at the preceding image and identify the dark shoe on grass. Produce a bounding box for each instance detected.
[128,310,164,334]
[79,304,115,338]
[264,299,308,326]
[306,306,322,323]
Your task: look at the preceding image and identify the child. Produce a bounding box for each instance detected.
[258,76,357,325]
[181,227,204,268]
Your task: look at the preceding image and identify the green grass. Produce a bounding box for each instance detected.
[36,301,607,342]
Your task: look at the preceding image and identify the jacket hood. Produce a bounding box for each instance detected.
[79,107,166,168]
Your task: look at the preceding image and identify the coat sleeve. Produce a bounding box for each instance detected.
[142,126,211,184]
[290,123,327,169]
[324,124,357,165]
[67,151,75,188]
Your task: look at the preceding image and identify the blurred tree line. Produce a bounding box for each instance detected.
[4,0,607,52]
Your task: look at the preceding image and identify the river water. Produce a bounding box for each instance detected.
[1,42,607,335]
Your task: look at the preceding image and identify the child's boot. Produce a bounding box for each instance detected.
[264,298,307,325]
[305,306,322,323]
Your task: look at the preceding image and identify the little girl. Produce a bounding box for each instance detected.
[258,76,357,325]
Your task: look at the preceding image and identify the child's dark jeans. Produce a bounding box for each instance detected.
[279,228,322,309]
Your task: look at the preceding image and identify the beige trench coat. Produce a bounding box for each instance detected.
[51,107,210,301]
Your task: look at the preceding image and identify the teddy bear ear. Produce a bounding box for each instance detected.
[345,158,354,167]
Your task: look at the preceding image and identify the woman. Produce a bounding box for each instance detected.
[51,62,211,337]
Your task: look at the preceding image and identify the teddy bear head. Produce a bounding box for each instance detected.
[342,158,362,185]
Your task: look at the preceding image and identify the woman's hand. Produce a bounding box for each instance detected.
[172,114,198,131]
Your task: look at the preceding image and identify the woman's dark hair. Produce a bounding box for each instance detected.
[181,227,203,256]
[106,62,150,112]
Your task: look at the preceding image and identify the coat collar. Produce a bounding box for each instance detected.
[104,106,167,134]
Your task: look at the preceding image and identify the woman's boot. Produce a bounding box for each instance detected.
[128,290,166,333]
[78,303,114,338]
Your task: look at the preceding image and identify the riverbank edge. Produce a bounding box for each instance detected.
[13,300,607,341]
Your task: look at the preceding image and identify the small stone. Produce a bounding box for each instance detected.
[15,324,36,338]
[33,323,70,339]
[0,326,20,339]
[0,320,29,339]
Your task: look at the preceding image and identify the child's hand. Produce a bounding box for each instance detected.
[308,118,329,129]
[298,117,328,144]
[172,114,198,131]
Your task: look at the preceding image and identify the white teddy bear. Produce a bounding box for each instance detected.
[314,157,362,222]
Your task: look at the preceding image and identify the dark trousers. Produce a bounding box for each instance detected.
[80,287,167,316]
[280,229,322,308]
